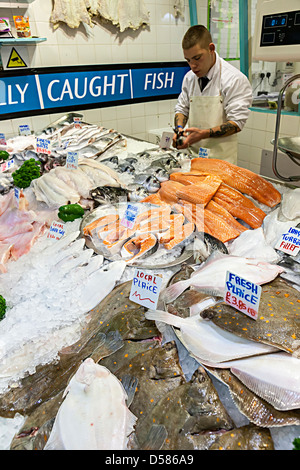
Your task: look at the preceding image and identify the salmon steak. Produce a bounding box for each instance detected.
[83,214,119,236]
[161,222,195,250]
[190,158,281,207]
[120,232,158,263]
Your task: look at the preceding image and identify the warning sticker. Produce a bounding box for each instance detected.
[6,47,27,68]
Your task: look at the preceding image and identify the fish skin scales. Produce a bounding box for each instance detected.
[190,158,281,208]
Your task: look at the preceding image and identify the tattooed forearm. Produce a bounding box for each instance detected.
[175,113,188,128]
[209,121,240,137]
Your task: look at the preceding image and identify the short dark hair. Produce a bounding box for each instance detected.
[182,25,212,50]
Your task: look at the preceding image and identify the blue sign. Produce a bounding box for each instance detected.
[0,62,189,120]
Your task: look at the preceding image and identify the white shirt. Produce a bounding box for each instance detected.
[175,52,253,130]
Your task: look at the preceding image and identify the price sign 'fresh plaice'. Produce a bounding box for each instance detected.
[275,226,300,256]
[129,268,162,310]
[224,271,262,321]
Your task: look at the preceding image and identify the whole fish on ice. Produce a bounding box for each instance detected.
[161,252,285,304]
[145,309,276,364]
[44,358,137,450]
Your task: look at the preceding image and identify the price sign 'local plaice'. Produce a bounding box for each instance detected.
[129,268,162,310]
[224,271,262,321]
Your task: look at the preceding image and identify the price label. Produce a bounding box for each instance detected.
[0,158,14,173]
[66,151,78,170]
[129,268,162,310]
[121,204,139,229]
[0,133,6,146]
[19,124,31,136]
[14,187,20,207]
[47,221,66,241]
[160,131,173,149]
[36,137,52,155]
[198,147,210,158]
[275,226,300,256]
[74,117,82,129]
[224,271,261,320]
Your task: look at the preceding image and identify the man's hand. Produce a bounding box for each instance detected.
[176,127,209,149]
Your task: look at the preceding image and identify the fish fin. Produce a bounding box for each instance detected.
[121,374,139,407]
[145,309,186,329]
[140,424,168,450]
[59,331,106,355]
[104,330,124,353]
[160,279,190,303]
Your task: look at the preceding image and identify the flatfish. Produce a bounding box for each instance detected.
[134,366,234,450]
[114,341,185,427]
[201,278,300,354]
[207,367,300,428]
[0,330,123,419]
[188,424,274,450]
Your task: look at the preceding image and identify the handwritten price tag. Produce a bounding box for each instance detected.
[74,117,82,129]
[36,137,52,155]
[160,131,173,149]
[198,147,210,158]
[0,133,6,146]
[66,151,78,170]
[19,124,31,136]
[121,204,139,229]
[275,226,300,256]
[129,269,162,310]
[224,271,261,320]
[47,221,66,241]
[0,158,14,173]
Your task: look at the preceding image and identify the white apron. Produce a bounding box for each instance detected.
[188,64,238,164]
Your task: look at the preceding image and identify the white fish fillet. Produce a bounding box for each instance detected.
[145,309,276,364]
[280,187,300,221]
[161,252,285,304]
[227,227,280,264]
[44,358,137,450]
[210,352,300,411]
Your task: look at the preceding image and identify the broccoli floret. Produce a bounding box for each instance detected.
[293,438,300,450]
[12,158,41,188]
[0,295,6,321]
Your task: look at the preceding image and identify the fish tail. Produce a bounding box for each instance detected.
[145,309,185,328]
[160,279,190,303]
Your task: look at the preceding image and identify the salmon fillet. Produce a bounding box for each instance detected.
[190,158,281,207]
[204,208,240,243]
[170,172,207,185]
[158,180,186,204]
[213,183,266,229]
[206,200,248,234]
[175,175,222,206]
[163,222,195,250]
[158,214,185,243]
[140,193,168,205]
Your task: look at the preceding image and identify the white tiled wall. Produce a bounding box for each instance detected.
[237,110,300,175]
[0,0,192,141]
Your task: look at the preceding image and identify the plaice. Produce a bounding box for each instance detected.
[201,277,300,354]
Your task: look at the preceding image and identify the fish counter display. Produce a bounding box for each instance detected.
[0,121,300,451]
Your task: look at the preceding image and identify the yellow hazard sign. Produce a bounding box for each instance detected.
[7,47,27,68]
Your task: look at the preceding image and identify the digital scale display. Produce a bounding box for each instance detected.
[260,9,300,46]
[264,14,287,28]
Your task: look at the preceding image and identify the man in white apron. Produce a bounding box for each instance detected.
[173,25,253,164]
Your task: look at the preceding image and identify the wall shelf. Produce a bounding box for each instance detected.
[0,37,46,45]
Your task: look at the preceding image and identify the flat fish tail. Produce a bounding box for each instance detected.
[160,278,191,304]
[139,424,168,451]
[145,309,187,328]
